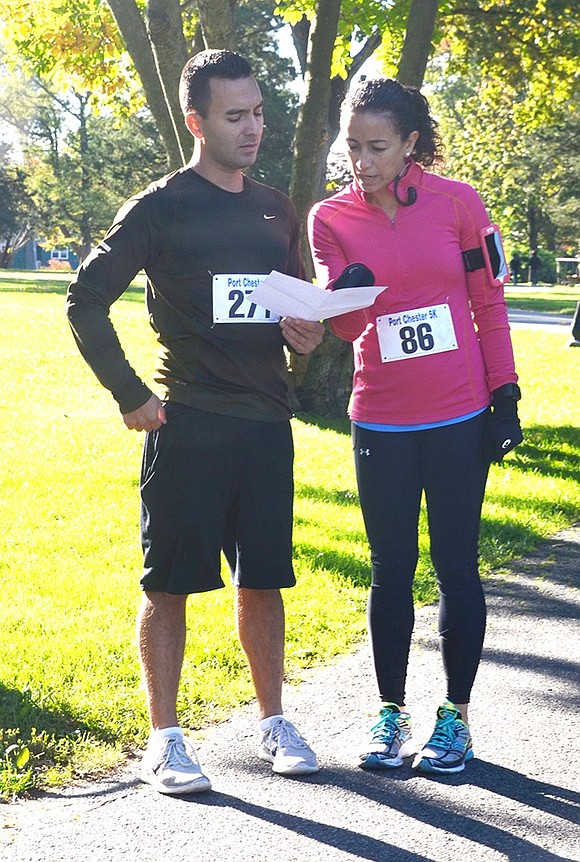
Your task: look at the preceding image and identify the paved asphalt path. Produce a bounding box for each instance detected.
[2,523,578,862]
[507,308,575,334]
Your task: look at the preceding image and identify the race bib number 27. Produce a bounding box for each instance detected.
[376,303,457,363]
[212,274,280,324]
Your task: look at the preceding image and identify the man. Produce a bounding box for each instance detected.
[509,251,522,286]
[528,248,540,285]
[67,50,323,795]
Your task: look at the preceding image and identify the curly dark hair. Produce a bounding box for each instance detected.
[345,78,443,167]
[179,50,253,117]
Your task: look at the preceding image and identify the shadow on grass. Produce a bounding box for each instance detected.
[504,424,580,484]
[294,541,370,588]
[295,482,359,507]
[294,516,367,547]
[0,682,117,748]
[483,518,580,593]
[478,505,579,570]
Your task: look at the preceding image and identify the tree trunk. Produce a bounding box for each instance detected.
[287,0,342,406]
[289,0,342,263]
[106,0,184,169]
[290,29,383,418]
[145,0,192,165]
[77,93,93,259]
[527,198,538,251]
[290,17,309,77]
[397,0,440,88]
[196,0,238,50]
[541,214,557,252]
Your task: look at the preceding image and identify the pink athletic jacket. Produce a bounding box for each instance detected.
[308,161,518,426]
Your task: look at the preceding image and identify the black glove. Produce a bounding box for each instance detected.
[484,383,523,463]
[332,263,375,290]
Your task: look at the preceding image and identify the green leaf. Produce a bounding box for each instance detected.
[15,746,31,768]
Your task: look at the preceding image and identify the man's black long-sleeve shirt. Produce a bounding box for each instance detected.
[66,168,304,422]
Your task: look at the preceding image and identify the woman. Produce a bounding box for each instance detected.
[308,79,522,774]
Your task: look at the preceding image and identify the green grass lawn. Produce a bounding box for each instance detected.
[504,284,579,316]
[1,274,579,798]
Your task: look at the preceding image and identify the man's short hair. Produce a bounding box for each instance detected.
[179,50,253,117]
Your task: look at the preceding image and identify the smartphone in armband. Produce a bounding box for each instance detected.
[481,224,510,286]
[462,224,510,287]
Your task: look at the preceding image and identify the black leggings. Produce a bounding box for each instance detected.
[353,412,489,706]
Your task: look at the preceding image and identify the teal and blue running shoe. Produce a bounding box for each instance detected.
[359,702,415,769]
[413,701,474,774]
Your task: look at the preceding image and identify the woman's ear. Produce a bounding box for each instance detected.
[406,130,420,154]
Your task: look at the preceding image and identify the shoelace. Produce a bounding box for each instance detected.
[369,711,399,743]
[428,715,463,749]
[159,736,198,769]
[267,719,308,752]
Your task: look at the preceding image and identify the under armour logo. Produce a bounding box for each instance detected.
[359,448,370,456]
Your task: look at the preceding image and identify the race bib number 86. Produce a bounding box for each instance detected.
[212,274,280,324]
[376,303,457,363]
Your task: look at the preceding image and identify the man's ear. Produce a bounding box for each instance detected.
[185,111,204,140]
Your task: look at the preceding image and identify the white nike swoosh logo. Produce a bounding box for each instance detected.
[263,214,276,219]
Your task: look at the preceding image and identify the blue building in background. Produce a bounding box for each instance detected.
[8,239,80,271]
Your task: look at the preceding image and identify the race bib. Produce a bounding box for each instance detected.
[212,274,280,324]
[376,303,457,363]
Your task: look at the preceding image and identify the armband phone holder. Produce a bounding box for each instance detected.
[462,224,510,287]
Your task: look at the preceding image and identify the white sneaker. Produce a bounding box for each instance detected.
[258,717,319,776]
[140,734,212,794]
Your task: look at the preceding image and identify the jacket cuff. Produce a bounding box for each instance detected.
[116,381,154,415]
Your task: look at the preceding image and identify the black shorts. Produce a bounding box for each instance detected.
[140,403,295,594]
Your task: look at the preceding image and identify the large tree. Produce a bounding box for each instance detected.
[428,0,579,253]
[0,62,168,259]
[0,151,37,267]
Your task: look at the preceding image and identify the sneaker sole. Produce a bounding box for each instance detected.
[140,771,212,794]
[359,753,404,769]
[258,749,319,776]
[413,749,474,774]
[359,736,416,770]
[272,762,320,776]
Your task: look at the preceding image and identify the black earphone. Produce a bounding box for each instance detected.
[393,173,417,207]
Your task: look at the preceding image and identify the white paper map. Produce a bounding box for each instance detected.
[248,270,386,322]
